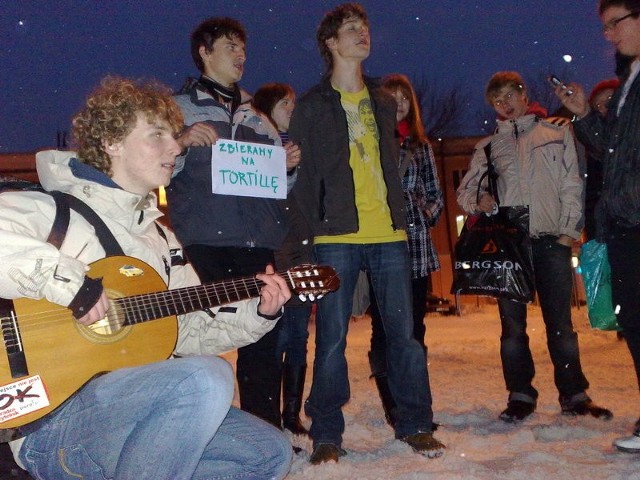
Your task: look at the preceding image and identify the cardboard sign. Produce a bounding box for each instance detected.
[211,140,286,199]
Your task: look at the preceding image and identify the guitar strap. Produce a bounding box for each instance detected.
[49,191,124,256]
[47,192,71,249]
[50,192,173,279]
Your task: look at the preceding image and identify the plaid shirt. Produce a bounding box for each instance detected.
[400,139,444,278]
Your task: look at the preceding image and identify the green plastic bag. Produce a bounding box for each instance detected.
[579,240,620,331]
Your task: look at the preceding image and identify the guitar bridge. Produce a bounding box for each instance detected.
[0,299,29,378]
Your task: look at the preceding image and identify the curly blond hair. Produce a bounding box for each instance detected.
[72,76,184,174]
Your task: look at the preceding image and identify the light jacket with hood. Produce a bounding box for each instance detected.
[0,150,280,358]
[457,109,583,240]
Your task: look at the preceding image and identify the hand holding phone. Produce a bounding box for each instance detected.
[547,74,574,96]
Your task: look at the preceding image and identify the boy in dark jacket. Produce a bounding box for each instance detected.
[289,2,444,464]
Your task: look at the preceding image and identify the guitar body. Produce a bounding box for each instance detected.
[0,256,177,428]
[0,256,339,429]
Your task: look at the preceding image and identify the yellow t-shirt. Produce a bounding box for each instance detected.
[315,86,406,244]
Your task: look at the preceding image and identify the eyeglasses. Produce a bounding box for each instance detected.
[602,11,640,33]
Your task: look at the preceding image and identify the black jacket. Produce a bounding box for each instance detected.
[574,70,640,240]
[288,76,406,237]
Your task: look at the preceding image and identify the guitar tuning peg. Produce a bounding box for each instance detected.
[298,294,307,302]
[317,294,324,299]
[308,293,316,302]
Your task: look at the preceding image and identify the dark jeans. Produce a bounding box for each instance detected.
[497,236,589,404]
[185,245,283,428]
[369,275,429,375]
[276,303,311,368]
[305,242,434,447]
[607,226,640,390]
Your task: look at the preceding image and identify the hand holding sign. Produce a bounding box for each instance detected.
[178,122,219,149]
[285,142,301,171]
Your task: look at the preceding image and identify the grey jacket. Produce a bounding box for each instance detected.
[457,114,583,239]
[168,79,288,250]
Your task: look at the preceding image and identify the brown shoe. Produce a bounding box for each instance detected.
[401,432,446,458]
[309,443,347,465]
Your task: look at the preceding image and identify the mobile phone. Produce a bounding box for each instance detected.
[547,74,574,95]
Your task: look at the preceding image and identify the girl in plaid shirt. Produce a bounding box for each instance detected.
[368,73,444,426]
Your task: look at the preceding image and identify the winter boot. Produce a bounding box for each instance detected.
[282,364,308,435]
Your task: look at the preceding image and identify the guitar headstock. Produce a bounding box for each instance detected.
[286,264,340,301]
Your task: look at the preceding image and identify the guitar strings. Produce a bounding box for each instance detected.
[0,268,331,349]
[0,276,264,338]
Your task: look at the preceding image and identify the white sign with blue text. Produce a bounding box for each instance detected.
[211,140,286,199]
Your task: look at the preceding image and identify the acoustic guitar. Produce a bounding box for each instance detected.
[0,256,339,428]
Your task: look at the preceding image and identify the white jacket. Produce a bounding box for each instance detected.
[456,114,583,239]
[0,150,279,357]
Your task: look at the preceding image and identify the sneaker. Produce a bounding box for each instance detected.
[309,443,347,465]
[499,400,535,423]
[614,426,640,453]
[401,431,446,458]
[561,399,613,420]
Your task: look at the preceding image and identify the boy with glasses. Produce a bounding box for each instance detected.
[458,71,612,425]
[556,0,640,453]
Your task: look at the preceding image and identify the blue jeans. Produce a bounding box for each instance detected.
[369,275,429,374]
[19,357,292,480]
[306,242,434,446]
[276,304,311,368]
[497,236,589,404]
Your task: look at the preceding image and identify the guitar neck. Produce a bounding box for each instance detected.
[117,275,266,326]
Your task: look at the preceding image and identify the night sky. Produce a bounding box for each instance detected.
[2,0,614,152]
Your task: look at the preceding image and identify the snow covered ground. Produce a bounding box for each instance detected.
[224,302,640,479]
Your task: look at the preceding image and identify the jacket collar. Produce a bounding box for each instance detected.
[495,113,541,136]
[183,77,252,110]
[37,150,163,230]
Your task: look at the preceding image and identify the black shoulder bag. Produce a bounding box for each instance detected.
[450,143,535,303]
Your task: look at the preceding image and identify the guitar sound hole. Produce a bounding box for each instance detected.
[88,315,123,335]
[75,298,131,344]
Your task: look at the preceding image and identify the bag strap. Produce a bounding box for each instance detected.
[397,138,412,179]
[50,191,124,256]
[476,142,500,206]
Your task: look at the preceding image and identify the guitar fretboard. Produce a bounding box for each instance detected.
[117,277,266,326]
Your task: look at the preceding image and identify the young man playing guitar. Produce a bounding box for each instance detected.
[0,77,295,479]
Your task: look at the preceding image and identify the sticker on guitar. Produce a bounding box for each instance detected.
[0,375,49,423]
